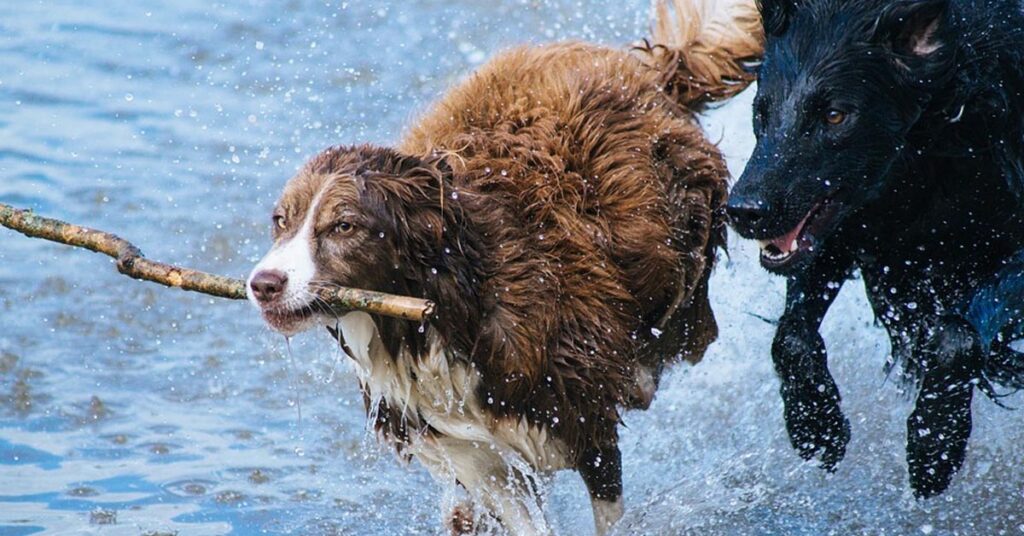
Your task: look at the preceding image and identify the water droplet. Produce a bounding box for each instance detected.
[124,93,134,102]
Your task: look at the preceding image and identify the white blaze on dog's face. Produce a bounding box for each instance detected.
[246,149,400,335]
[246,184,325,335]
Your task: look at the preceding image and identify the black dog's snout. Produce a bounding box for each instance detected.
[726,196,772,235]
[250,270,288,303]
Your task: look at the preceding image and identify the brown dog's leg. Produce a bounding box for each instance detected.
[578,440,623,536]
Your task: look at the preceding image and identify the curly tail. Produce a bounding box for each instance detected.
[638,0,764,110]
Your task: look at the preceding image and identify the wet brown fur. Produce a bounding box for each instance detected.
[268,0,762,517]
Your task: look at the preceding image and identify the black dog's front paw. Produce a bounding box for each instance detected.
[782,381,851,471]
[907,385,973,498]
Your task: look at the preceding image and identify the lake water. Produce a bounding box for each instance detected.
[1,1,1023,535]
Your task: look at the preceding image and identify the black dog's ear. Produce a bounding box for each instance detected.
[757,0,799,36]
[871,0,948,58]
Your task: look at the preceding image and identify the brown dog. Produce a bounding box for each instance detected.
[247,1,761,533]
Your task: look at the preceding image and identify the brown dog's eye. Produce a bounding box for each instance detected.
[273,215,286,230]
[825,109,847,125]
[334,221,354,235]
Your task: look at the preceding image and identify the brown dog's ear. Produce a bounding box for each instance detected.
[357,147,463,266]
[357,148,483,345]
[425,152,454,178]
[757,0,799,36]
[391,151,452,182]
[346,145,435,180]
[872,0,948,58]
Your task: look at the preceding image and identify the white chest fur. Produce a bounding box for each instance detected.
[333,312,567,535]
[334,312,570,472]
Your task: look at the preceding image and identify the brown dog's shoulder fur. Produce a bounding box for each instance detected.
[370,8,761,455]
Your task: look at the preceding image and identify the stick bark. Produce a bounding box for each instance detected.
[0,203,435,322]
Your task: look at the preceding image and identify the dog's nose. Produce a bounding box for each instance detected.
[725,196,771,235]
[250,270,288,303]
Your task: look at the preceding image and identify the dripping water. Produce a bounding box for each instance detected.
[284,336,303,425]
[325,319,345,385]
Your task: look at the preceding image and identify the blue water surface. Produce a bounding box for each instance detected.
[2,1,1023,535]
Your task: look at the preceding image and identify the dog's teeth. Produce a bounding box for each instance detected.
[790,240,798,252]
[757,239,770,249]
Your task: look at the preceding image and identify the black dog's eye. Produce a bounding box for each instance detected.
[334,221,354,235]
[825,109,847,126]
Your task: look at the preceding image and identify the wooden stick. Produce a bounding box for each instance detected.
[0,203,435,322]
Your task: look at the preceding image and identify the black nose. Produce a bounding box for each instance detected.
[250,270,288,303]
[725,196,772,235]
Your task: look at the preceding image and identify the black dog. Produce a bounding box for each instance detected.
[727,0,1024,497]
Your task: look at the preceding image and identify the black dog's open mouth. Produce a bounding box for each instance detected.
[758,197,840,270]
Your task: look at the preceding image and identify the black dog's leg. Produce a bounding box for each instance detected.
[774,253,854,470]
[578,441,623,536]
[907,316,982,498]
[907,252,1024,498]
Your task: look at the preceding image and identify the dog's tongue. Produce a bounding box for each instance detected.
[767,205,821,255]
[769,224,804,255]
[760,201,828,258]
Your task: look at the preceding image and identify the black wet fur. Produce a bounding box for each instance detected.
[727,0,1024,498]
